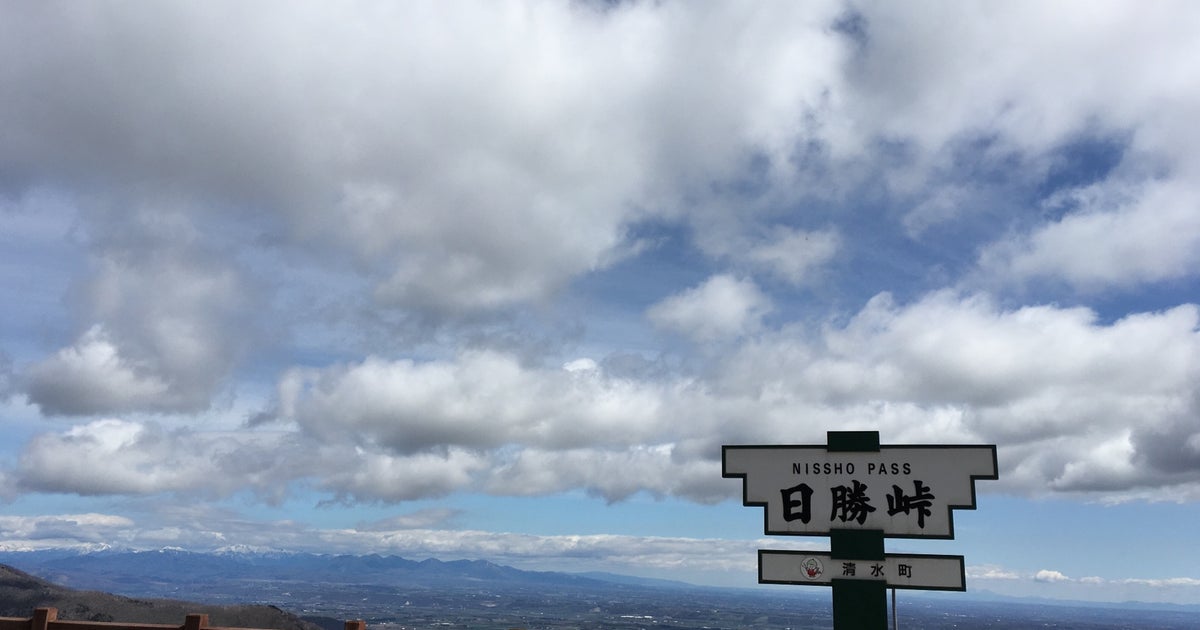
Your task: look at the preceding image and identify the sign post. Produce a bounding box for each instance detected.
[723,431,997,630]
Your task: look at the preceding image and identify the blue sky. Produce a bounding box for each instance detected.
[2,0,1200,605]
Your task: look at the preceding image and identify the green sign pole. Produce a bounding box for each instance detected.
[830,529,887,629]
[828,431,887,630]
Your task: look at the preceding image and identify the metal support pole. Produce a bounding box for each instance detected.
[827,431,888,630]
[830,529,887,630]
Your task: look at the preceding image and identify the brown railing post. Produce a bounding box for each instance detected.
[183,614,208,630]
[343,621,365,630]
[32,609,57,630]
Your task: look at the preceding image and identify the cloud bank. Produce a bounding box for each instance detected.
[1,1,1200,598]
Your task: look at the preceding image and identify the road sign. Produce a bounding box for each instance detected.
[725,432,999,630]
[723,442,997,538]
[758,550,966,591]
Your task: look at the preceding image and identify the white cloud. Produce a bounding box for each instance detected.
[0,1,850,316]
[562,358,599,373]
[844,2,1200,160]
[12,287,1200,507]
[1035,569,1072,583]
[358,509,463,531]
[16,420,307,500]
[254,289,1171,503]
[980,179,1200,289]
[1047,431,1139,492]
[25,327,171,415]
[320,448,490,504]
[1118,577,1200,588]
[487,445,726,504]
[647,275,771,341]
[277,351,680,455]
[0,513,134,549]
[4,4,1200,579]
[903,184,978,237]
[13,416,494,505]
[23,206,259,415]
[2,1,1199,321]
[746,227,840,285]
[7,0,1200,425]
[834,2,1200,291]
[965,567,1200,599]
[966,565,1020,580]
[713,291,1200,498]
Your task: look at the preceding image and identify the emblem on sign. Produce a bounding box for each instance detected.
[801,557,824,580]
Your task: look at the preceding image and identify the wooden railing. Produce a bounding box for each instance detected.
[0,609,365,630]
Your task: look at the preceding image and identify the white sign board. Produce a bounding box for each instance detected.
[759,550,966,591]
[723,444,997,538]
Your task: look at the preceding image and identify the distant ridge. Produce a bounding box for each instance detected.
[0,549,630,599]
[0,563,319,630]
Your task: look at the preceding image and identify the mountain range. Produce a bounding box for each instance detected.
[0,562,319,630]
[2,549,1197,630]
[0,548,654,596]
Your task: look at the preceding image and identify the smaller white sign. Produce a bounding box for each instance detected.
[759,550,966,591]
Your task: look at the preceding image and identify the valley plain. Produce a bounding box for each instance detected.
[0,550,1195,630]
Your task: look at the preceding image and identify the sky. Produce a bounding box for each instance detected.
[1,0,1200,607]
